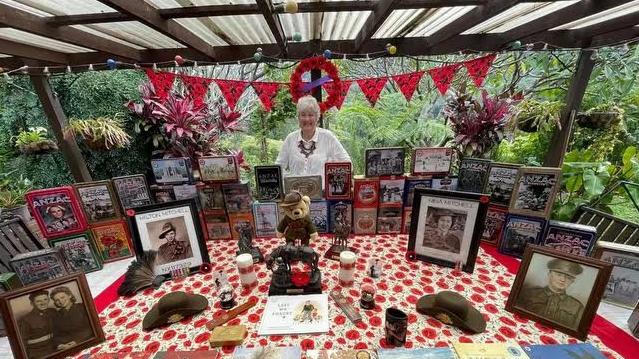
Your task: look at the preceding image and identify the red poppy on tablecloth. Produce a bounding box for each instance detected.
[145,69,175,101]
[464,54,497,87]
[428,63,461,95]
[215,79,249,111]
[322,80,352,109]
[180,74,213,107]
[357,77,388,107]
[392,71,425,101]
[252,82,280,111]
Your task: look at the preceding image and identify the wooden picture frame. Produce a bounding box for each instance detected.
[484,163,521,207]
[151,157,193,184]
[457,158,492,194]
[90,220,134,263]
[365,147,406,177]
[506,245,612,340]
[325,162,352,200]
[0,273,105,359]
[499,214,546,258]
[283,175,323,200]
[50,233,103,273]
[73,180,122,225]
[593,241,639,309]
[112,174,152,210]
[198,155,239,183]
[411,147,453,176]
[254,165,284,201]
[25,187,88,239]
[10,248,69,286]
[509,167,562,219]
[128,200,210,279]
[408,188,489,273]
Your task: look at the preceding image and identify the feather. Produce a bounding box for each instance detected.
[118,250,165,297]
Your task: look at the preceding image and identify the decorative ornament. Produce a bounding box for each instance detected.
[252,82,280,111]
[323,49,332,59]
[284,0,298,13]
[42,67,50,76]
[391,71,425,102]
[215,79,249,111]
[356,77,388,107]
[386,43,397,55]
[289,56,341,113]
[253,48,263,62]
[292,32,302,42]
[463,54,496,87]
[106,59,117,70]
[174,55,185,66]
[180,74,213,107]
[145,69,176,101]
[428,63,461,95]
[118,250,165,297]
[322,80,351,110]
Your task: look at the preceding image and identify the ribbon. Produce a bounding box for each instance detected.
[428,63,461,95]
[356,77,387,107]
[339,279,354,286]
[180,74,212,106]
[323,80,352,109]
[215,79,249,111]
[241,280,258,289]
[238,266,254,275]
[464,54,497,87]
[340,262,355,270]
[252,82,280,112]
[145,69,175,101]
[391,71,425,102]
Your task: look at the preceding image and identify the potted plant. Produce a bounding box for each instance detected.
[67,115,131,150]
[577,104,623,129]
[515,99,562,133]
[14,127,58,155]
[0,172,33,220]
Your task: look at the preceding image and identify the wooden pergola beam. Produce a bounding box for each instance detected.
[0,39,68,64]
[47,12,130,26]
[354,0,400,51]
[255,0,288,56]
[96,0,216,60]
[0,3,141,61]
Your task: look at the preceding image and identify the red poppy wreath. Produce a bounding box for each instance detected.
[289,56,341,113]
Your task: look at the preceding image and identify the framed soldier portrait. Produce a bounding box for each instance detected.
[506,245,612,340]
[128,200,210,279]
[407,188,488,273]
[0,273,104,359]
[25,187,88,240]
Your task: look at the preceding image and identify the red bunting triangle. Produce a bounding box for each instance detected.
[356,77,387,107]
[391,71,425,102]
[252,82,280,112]
[180,74,212,107]
[145,69,175,101]
[215,79,249,111]
[323,80,352,109]
[428,63,461,95]
[464,54,497,87]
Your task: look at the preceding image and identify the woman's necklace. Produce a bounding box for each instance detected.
[298,140,316,158]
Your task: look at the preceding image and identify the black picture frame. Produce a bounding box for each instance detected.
[254,165,284,201]
[407,188,489,273]
[127,199,210,279]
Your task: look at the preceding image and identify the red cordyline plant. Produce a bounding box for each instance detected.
[444,90,519,157]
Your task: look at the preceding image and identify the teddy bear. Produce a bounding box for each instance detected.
[276,191,318,246]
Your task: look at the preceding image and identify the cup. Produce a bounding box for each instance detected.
[384,307,408,347]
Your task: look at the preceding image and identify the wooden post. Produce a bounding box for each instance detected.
[30,75,92,182]
[311,68,324,128]
[543,49,595,167]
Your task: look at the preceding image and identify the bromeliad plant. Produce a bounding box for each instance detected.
[14,127,58,155]
[67,115,131,150]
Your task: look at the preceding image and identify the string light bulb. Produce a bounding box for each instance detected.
[543,43,549,51]
[66,65,72,74]
[88,64,94,71]
[152,63,158,71]
[43,67,50,76]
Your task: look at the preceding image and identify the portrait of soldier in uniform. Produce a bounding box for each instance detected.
[17,290,56,358]
[154,221,194,265]
[422,208,465,254]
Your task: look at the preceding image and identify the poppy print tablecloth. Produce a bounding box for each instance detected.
[78,235,626,358]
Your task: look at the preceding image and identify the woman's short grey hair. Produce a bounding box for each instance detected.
[297,95,320,117]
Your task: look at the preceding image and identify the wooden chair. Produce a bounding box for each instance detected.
[0,215,46,273]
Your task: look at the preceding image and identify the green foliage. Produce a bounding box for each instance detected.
[67,116,131,150]
[569,121,627,162]
[0,170,33,208]
[515,99,562,132]
[218,134,282,186]
[14,127,49,146]
[493,128,552,166]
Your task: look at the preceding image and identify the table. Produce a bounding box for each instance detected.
[81,235,638,358]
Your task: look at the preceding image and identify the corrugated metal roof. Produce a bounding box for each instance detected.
[0,27,93,52]
[0,0,113,16]
[405,6,476,37]
[321,11,370,40]
[373,9,429,39]
[77,22,185,49]
[554,0,639,30]
[148,0,255,9]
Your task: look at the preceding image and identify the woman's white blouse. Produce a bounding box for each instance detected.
[275,128,351,179]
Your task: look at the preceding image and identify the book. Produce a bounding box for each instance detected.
[365,147,406,177]
[485,163,521,207]
[151,157,193,184]
[325,162,352,200]
[307,349,377,359]
[112,174,152,210]
[377,206,402,234]
[284,175,323,200]
[229,213,255,241]
[203,210,231,240]
[453,342,529,359]
[91,220,134,262]
[257,294,329,335]
[499,214,546,258]
[522,343,606,359]
[401,208,412,234]
[379,348,456,359]
[253,202,279,237]
[431,176,458,191]
[481,205,508,245]
[222,183,253,214]
[353,208,377,235]
[310,200,329,233]
[379,176,405,207]
[541,220,598,256]
[254,165,284,201]
[329,201,352,233]
[150,184,175,204]
[233,347,301,359]
[173,184,198,201]
[509,167,561,219]
[353,177,379,208]
[50,233,103,273]
[457,158,492,193]
[403,177,432,208]
[197,183,226,211]
[411,147,454,176]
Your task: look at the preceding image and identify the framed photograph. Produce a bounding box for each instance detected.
[325,162,352,200]
[50,233,102,273]
[173,184,198,201]
[377,206,402,234]
[310,200,329,234]
[73,181,121,224]
[222,183,253,214]
[229,213,255,241]
[202,210,231,241]
[329,201,352,234]
[253,202,279,237]
[25,187,88,239]
[0,273,105,359]
[481,205,508,245]
[542,221,597,257]
[151,157,193,184]
[484,163,521,207]
[457,158,492,194]
[411,147,453,176]
[128,200,210,278]
[365,147,406,177]
[593,241,639,309]
[197,183,225,211]
[90,220,134,263]
[499,214,546,258]
[402,208,412,235]
[509,167,561,219]
[407,188,489,273]
[10,249,68,286]
[379,177,405,207]
[353,208,377,235]
[112,174,152,210]
[254,165,284,201]
[403,177,432,208]
[150,184,176,204]
[284,175,323,200]
[431,176,458,191]
[198,155,239,183]
[506,245,612,340]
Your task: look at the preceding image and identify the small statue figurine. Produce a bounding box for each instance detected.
[235,220,263,263]
[368,258,381,278]
[277,191,318,246]
[360,283,376,310]
[265,243,322,296]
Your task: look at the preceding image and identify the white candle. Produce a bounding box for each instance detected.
[236,253,257,289]
[338,251,357,286]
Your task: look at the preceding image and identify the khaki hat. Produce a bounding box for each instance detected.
[416,291,486,333]
[159,222,176,239]
[280,191,303,208]
[143,291,208,330]
[548,258,583,277]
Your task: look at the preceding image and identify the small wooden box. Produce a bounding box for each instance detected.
[208,325,247,347]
